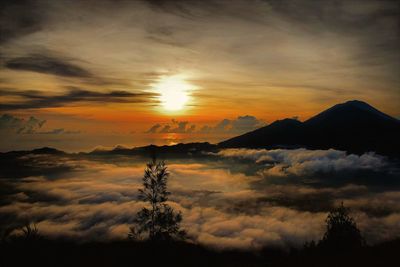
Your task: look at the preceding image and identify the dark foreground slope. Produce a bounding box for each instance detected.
[219,100,400,156]
[1,239,399,267]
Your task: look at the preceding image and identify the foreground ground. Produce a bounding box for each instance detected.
[1,238,399,267]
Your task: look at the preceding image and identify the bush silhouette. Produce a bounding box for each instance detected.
[319,202,365,251]
[129,158,186,241]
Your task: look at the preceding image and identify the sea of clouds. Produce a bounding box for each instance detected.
[1,148,399,249]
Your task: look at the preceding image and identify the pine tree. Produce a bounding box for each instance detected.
[129,158,186,241]
[320,202,364,250]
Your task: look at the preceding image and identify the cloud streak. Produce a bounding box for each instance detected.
[0,87,158,110]
[5,54,92,78]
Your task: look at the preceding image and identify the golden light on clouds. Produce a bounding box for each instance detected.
[153,74,197,112]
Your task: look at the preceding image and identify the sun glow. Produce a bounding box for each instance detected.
[153,74,195,111]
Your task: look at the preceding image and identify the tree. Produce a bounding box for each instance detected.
[20,223,41,241]
[129,158,186,241]
[319,202,365,251]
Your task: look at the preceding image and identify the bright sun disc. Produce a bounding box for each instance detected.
[153,74,195,111]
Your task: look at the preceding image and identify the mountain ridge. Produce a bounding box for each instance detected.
[219,100,400,156]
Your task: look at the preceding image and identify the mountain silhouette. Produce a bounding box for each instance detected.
[3,101,399,157]
[219,100,400,156]
[88,142,218,158]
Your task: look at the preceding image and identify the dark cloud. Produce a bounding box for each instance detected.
[3,52,128,86]
[267,0,400,72]
[0,87,158,110]
[231,115,265,133]
[0,0,43,44]
[166,119,196,133]
[146,119,196,134]
[144,0,209,17]
[38,128,81,135]
[267,0,400,33]
[199,116,266,134]
[0,114,81,135]
[159,124,171,133]
[5,54,93,78]
[0,114,45,134]
[146,116,265,134]
[145,123,161,133]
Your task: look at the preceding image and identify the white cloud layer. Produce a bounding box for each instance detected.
[215,148,386,176]
[1,152,399,249]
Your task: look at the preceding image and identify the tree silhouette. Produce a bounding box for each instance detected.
[129,158,186,241]
[320,202,365,250]
[20,223,41,241]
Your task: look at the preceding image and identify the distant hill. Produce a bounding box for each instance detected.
[219,100,400,156]
[88,142,218,158]
[0,146,66,157]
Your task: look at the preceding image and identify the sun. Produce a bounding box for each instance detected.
[153,74,195,111]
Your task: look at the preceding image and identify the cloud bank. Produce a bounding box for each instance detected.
[215,148,387,176]
[0,114,45,134]
[1,150,399,248]
[146,116,266,135]
[0,114,80,135]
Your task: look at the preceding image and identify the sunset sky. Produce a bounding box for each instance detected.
[1,0,400,253]
[1,0,399,151]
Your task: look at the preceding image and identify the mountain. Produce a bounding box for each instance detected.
[219,100,400,156]
[0,146,66,157]
[88,142,218,158]
[217,118,304,149]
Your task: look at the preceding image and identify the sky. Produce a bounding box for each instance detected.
[1,0,399,152]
